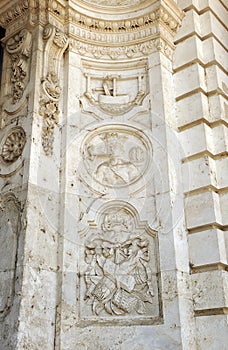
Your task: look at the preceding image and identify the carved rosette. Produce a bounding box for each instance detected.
[79,203,160,323]
[6,29,32,104]
[0,127,26,164]
[39,25,68,156]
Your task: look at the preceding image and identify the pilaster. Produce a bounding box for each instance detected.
[0,1,69,348]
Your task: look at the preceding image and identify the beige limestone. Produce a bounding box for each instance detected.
[0,0,227,349]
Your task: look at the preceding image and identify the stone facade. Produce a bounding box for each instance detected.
[0,0,227,349]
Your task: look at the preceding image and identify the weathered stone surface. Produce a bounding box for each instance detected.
[0,0,227,349]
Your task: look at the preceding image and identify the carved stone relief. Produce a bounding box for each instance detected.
[68,1,183,61]
[39,72,61,156]
[5,29,32,104]
[79,203,160,323]
[81,0,145,6]
[0,127,26,164]
[39,25,68,156]
[84,75,146,115]
[0,194,20,318]
[81,60,148,117]
[80,125,151,190]
[70,37,173,61]
[0,0,29,29]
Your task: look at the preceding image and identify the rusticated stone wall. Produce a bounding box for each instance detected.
[0,1,227,349]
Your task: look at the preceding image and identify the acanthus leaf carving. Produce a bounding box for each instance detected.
[0,0,29,28]
[39,72,61,156]
[70,37,173,60]
[69,5,181,36]
[39,25,68,156]
[5,29,32,104]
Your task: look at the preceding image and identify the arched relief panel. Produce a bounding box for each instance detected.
[77,201,161,325]
[0,193,20,318]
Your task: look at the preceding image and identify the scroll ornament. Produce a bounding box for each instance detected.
[6,29,32,104]
[39,72,61,156]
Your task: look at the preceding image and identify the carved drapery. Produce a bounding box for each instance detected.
[39,24,68,156]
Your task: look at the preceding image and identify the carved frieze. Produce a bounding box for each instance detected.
[0,0,29,28]
[70,37,173,60]
[0,127,26,164]
[5,29,32,104]
[68,1,183,60]
[81,0,145,6]
[0,194,20,318]
[70,6,179,35]
[79,203,160,323]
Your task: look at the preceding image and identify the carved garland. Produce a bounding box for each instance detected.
[70,37,173,60]
[5,29,32,104]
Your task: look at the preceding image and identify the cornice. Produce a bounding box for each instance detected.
[71,0,153,16]
[0,0,183,60]
[67,0,183,60]
[0,0,29,28]
[68,5,181,35]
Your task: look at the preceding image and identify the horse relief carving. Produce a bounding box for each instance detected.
[82,127,149,188]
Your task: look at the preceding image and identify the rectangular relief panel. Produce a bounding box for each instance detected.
[77,201,162,326]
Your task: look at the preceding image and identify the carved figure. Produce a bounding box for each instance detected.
[83,131,147,187]
[84,209,154,316]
